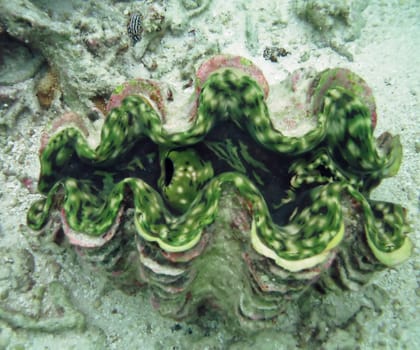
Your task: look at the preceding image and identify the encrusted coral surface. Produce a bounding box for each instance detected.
[27,55,412,329]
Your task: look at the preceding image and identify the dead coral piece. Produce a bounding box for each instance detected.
[294,0,368,59]
[36,68,60,109]
[296,0,351,32]
[143,6,166,33]
[0,80,39,129]
[0,247,35,297]
[0,282,85,332]
[181,0,211,17]
[0,247,84,332]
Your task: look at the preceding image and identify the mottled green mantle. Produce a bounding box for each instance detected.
[27,58,412,326]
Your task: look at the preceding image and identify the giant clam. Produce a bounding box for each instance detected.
[27,55,412,330]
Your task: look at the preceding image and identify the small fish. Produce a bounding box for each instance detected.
[127,14,143,43]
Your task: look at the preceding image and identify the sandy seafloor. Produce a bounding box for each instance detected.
[0,0,419,349]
